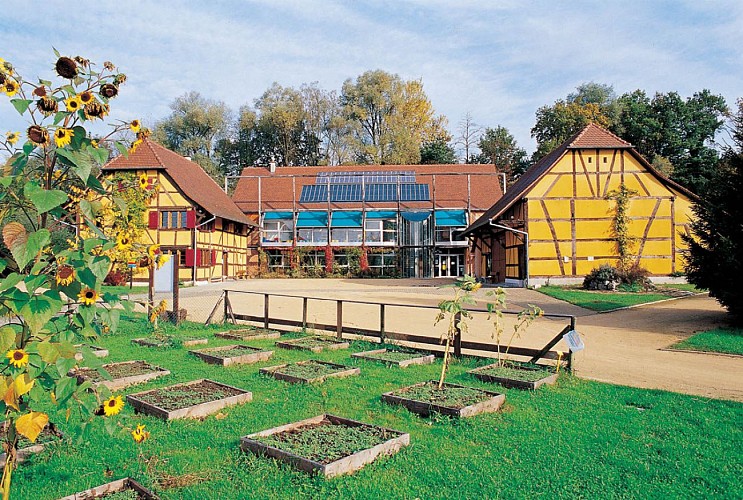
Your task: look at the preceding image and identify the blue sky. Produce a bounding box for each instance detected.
[2,0,741,156]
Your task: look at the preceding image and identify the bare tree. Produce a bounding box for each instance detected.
[455,112,482,163]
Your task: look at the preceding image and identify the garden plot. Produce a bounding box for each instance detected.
[260,360,360,384]
[71,361,170,391]
[382,381,505,418]
[468,362,558,390]
[240,414,409,478]
[126,379,252,420]
[59,477,158,499]
[275,336,350,353]
[190,344,273,366]
[131,335,207,348]
[215,327,281,341]
[352,348,434,368]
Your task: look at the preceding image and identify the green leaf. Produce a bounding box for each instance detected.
[0,327,17,353]
[0,259,6,275]
[83,238,106,253]
[54,376,76,404]
[70,126,86,149]
[8,228,51,270]
[80,346,104,371]
[90,145,109,165]
[37,342,60,364]
[20,294,58,334]
[77,267,97,289]
[0,177,12,188]
[78,199,95,222]
[10,99,32,115]
[114,142,129,157]
[23,182,68,214]
[53,111,67,125]
[55,357,77,378]
[23,274,47,294]
[88,256,111,282]
[0,273,23,293]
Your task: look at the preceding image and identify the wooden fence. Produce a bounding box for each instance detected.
[207,290,576,371]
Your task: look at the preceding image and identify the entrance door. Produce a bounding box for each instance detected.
[436,252,463,278]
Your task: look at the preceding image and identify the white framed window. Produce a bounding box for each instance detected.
[364,219,396,244]
[297,228,327,244]
[331,227,363,244]
[435,227,466,244]
[263,220,293,244]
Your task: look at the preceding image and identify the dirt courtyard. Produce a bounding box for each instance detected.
[153,278,742,402]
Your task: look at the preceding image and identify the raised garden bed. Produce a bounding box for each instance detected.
[59,477,158,499]
[240,414,409,478]
[275,336,350,353]
[260,360,360,384]
[131,335,207,348]
[352,348,435,368]
[126,379,252,420]
[71,361,170,391]
[74,344,109,361]
[0,422,62,470]
[382,381,505,418]
[215,327,281,341]
[468,362,558,390]
[190,344,273,366]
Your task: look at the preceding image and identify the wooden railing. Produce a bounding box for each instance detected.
[207,290,576,371]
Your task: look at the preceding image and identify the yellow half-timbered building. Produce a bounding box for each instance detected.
[102,139,256,283]
[464,124,697,285]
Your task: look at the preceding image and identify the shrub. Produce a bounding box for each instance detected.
[584,263,651,291]
[583,264,620,290]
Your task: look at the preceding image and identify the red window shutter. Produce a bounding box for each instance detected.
[148,211,159,229]
[211,250,217,265]
[186,210,196,229]
[196,249,203,266]
[185,249,195,267]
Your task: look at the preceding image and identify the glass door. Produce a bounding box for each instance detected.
[436,252,462,277]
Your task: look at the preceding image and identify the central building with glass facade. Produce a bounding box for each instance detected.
[232,164,503,278]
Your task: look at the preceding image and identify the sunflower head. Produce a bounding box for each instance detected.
[33,85,47,97]
[78,287,99,306]
[84,102,109,120]
[3,79,19,97]
[55,265,75,286]
[113,73,127,86]
[5,131,19,146]
[99,83,118,99]
[147,244,160,258]
[139,173,149,190]
[129,139,142,154]
[0,73,5,86]
[116,233,132,251]
[54,128,74,148]
[55,56,78,79]
[131,424,150,443]
[130,120,141,133]
[102,395,124,417]
[37,96,59,116]
[103,61,115,71]
[6,349,29,368]
[64,95,82,112]
[27,125,50,147]
[78,90,94,105]
[73,56,90,68]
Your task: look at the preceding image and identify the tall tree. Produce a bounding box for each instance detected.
[420,138,457,164]
[531,100,612,161]
[341,70,447,164]
[215,105,259,177]
[455,112,482,163]
[476,126,530,183]
[684,99,743,322]
[153,91,230,177]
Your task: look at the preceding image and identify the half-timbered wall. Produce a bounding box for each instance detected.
[526,149,693,277]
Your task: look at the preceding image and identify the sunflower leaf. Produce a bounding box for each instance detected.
[10,99,32,115]
[37,342,60,364]
[24,181,68,214]
[16,412,49,443]
[114,141,129,157]
[0,327,16,353]
[88,256,111,282]
[53,111,67,125]
[20,294,58,334]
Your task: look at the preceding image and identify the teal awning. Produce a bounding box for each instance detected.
[296,211,328,228]
[330,211,362,227]
[263,211,293,221]
[401,211,431,222]
[365,210,397,219]
[435,209,467,227]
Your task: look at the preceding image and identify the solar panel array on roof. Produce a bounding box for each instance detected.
[316,171,416,184]
[299,183,430,203]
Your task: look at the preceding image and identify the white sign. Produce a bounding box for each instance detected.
[563,330,585,352]
[154,258,174,293]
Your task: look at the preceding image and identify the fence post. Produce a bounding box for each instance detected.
[453,311,462,357]
[264,294,270,329]
[172,253,180,325]
[567,316,576,373]
[223,290,229,324]
[336,300,343,339]
[302,297,308,330]
[379,304,385,343]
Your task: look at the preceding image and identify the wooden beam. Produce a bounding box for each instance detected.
[540,199,565,275]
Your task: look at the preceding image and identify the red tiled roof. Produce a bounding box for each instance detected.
[462,123,696,236]
[568,122,633,149]
[102,139,254,226]
[232,164,503,213]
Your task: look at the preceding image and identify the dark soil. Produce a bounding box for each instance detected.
[267,360,350,379]
[255,419,392,464]
[75,361,161,382]
[133,380,244,411]
[394,382,494,409]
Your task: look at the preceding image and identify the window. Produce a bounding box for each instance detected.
[297,228,327,244]
[364,219,396,244]
[331,227,363,244]
[263,220,293,244]
[160,210,188,229]
[435,227,466,244]
[367,250,397,275]
[300,250,326,269]
[265,250,289,270]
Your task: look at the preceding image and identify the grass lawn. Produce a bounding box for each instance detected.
[102,284,149,295]
[658,283,706,293]
[15,316,742,499]
[537,285,678,311]
[671,328,743,356]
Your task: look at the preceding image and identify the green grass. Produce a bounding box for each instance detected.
[538,285,678,311]
[474,363,554,382]
[671,328,743,356]
[658,283,706,293]
[14,316,743,499]
[102,285,148,296]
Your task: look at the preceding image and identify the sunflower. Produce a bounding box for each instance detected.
[130,120,141,133]
[6,349,29,368]
[155,254,170,270]
[78,90,94,105]
[116,232,132,251]
[139,173,149,190]
[37,96,59,116]
[3,79,19,97]
[131,424,150,443]
[5,131,19,146]
[129,139,142,154]
[147,244,160,258]
[102,395,124,416]
[90,139,99,148]
[99,83,118,99]
[78,287,99,306]
[54,128,74,148]
[84,102,108,120]
[64,95,82,112]
[55,56,78,79]
[27,125,50,147]
[55,265,75,286]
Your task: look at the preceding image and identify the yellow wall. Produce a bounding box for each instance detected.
[525,149,695,277]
